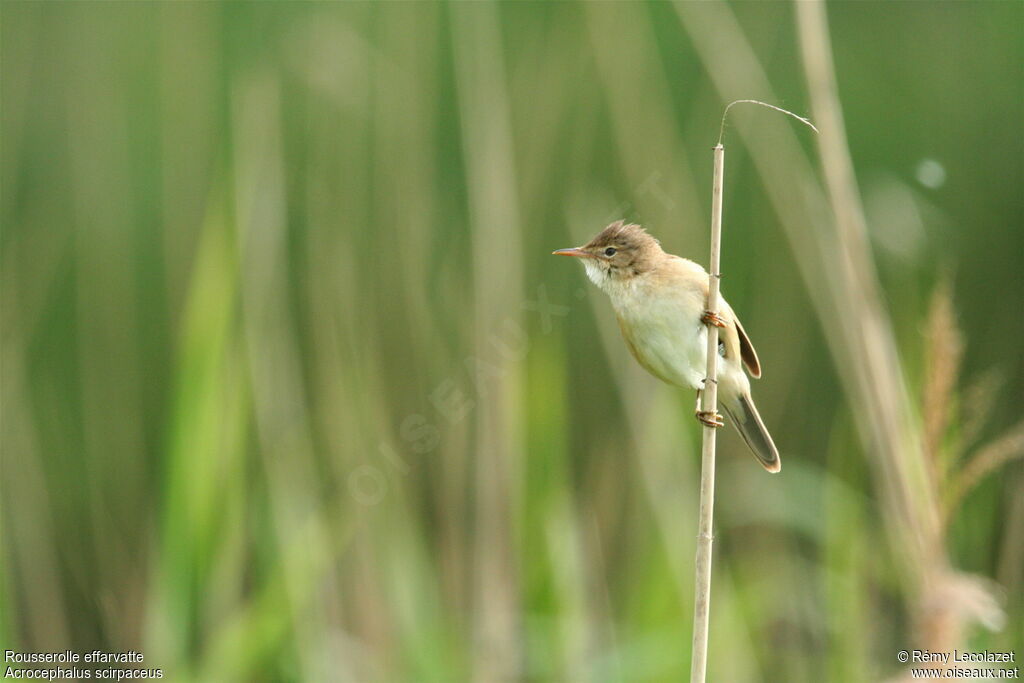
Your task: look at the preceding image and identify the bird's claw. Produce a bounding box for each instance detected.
[695,410,724,428]
[701,310,727,328]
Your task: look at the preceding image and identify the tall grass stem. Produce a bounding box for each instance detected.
[690,143,724,683]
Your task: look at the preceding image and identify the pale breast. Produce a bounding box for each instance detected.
[610,274,708,390]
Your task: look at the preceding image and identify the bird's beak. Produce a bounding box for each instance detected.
[551,247,592,259]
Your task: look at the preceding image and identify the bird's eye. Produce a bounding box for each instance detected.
[604,247,617,257]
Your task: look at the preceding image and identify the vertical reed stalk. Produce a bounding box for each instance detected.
[690,101,813,681]
[690,143,724,683]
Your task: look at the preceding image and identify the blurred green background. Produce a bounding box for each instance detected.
[2,2,1022,681]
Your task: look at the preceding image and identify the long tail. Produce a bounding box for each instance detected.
[721,392,781,473]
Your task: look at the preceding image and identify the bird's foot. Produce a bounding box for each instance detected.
[701,310,727,328]
[695,410,724,428]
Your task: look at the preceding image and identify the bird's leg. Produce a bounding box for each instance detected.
[694,381,724,428]
[696,410,725,428]
[701,310,727,328]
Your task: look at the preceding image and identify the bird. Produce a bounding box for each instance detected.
[553,220,780,472]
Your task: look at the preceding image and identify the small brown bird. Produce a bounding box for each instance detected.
[554,220,780,472]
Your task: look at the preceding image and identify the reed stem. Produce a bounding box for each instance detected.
[690,143,724,683]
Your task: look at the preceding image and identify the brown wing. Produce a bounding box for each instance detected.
[733,315,761,378]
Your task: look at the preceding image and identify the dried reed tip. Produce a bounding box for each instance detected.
[718,99,819,146]
[945,421,1024,526]
[960,368,1003,450]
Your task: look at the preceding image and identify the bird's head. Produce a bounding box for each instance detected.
[552,220,663,290]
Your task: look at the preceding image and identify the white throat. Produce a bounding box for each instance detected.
[581,259,609,290]
[581,259,639,304]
